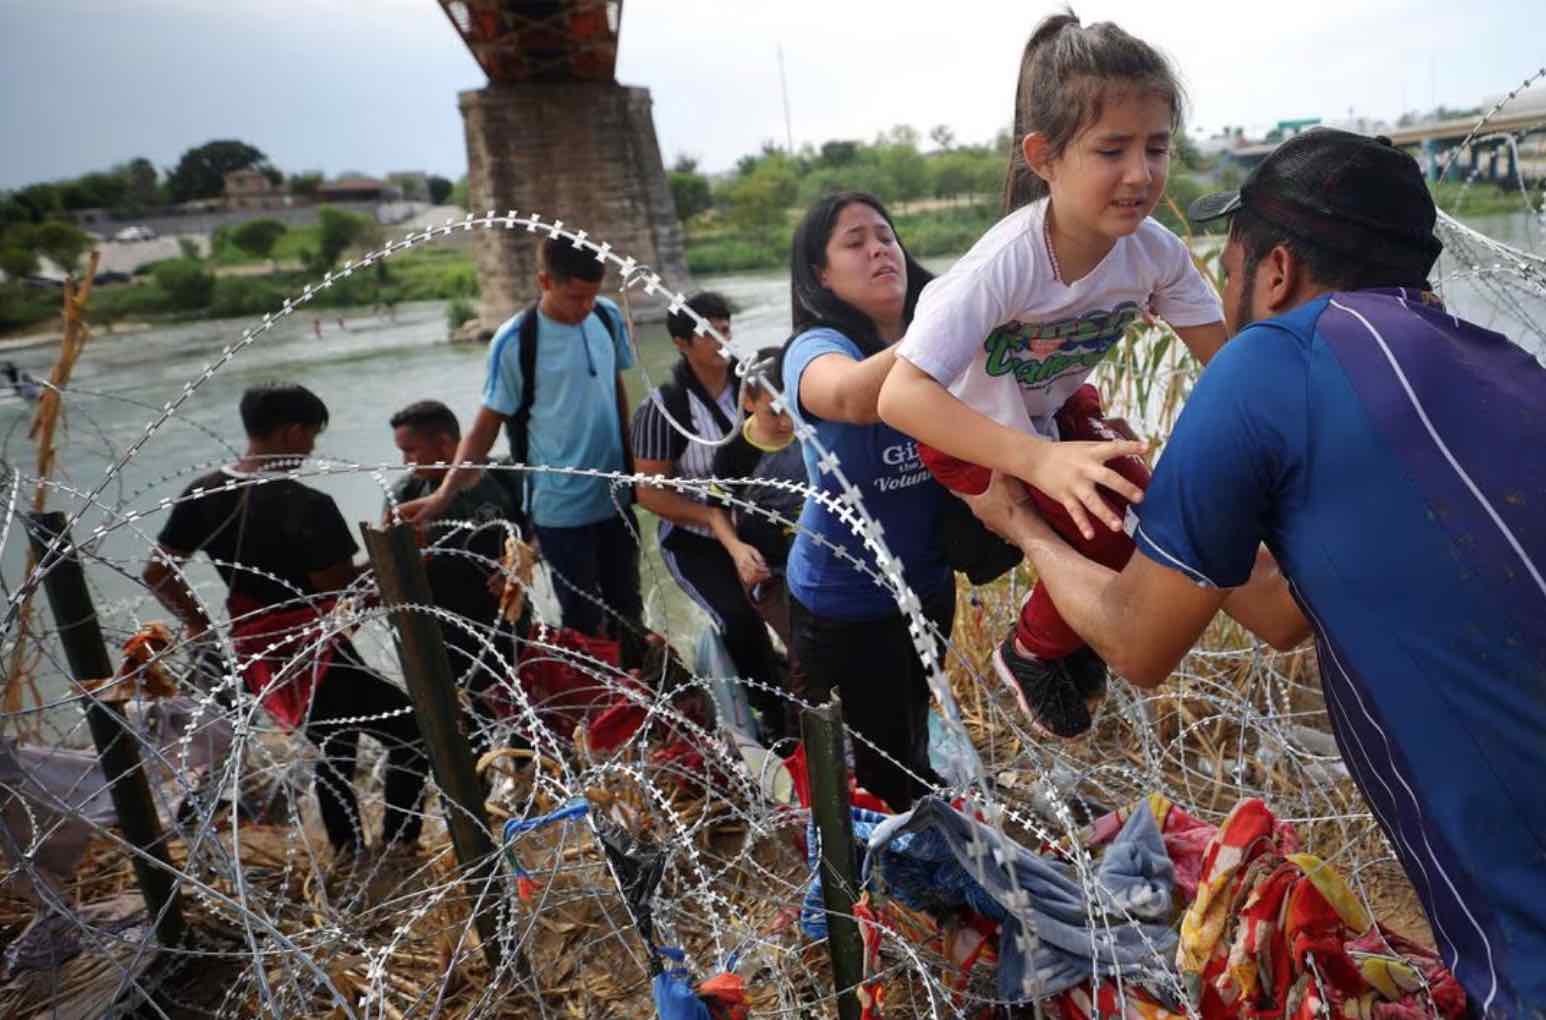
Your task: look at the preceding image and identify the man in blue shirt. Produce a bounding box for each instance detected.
[975,130,1546,1012]
[400,236,642,642]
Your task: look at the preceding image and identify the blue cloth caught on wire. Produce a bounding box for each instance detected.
[862,796,1180,1003]
[652,947,712,1020]
[799,806,896,940]
[503,797,591,842]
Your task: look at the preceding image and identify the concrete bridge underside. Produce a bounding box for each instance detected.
[439,0,690,329]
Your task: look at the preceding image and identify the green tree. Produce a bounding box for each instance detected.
[427,175,453,204]
[878,144,929,206]
[930,152,976,203]
[154,259,215,310]
[115,158,161,213]
[168,139,268,203]
[60,172,129,210]
[972,157,1006,210]
[449,176,470,209]
[672,154,700,174]
[725,157,797,238]
[315,206,372,270]
[0,244,39,280]
[32,221,92,277]
[14,183,62,223]
[230,218,288,264]
[819,140,860,166]
[669,169,712,221]
[289,172,323,199]
[929,124,956,152]
[1174,128,1204,172]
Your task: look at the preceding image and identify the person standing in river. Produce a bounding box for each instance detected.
[631,293,789,744]
[398,236,643,654]
[386,399,521,754]
[143,383,429,860]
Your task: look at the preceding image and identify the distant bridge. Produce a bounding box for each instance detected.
[1224,106,1546,183]
[435,1,689,329]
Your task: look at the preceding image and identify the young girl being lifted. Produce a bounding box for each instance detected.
[878,10,1226,739]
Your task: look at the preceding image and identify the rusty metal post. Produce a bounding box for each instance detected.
[802,692,863,1020]
[359,521,502,970]
[25,511,185,947]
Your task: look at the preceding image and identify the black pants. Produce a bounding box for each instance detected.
[437,605,517,758]
[790,586,955,811]
[533,510,644,640]
[304,639,429,852]
[661,528,788,742]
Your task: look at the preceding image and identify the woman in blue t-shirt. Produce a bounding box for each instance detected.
[781,191,953,810]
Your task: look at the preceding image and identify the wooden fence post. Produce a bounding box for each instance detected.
[359,521,503,971]
[802,692,863,1020]
[25,511,185,947]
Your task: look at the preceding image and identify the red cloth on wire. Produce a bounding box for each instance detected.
[227,593,339,730]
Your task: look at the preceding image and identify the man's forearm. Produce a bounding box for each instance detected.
[1221,547,1312,651]
[143,559,209,635]
[635,484,722,532]
[615,373,633,464]
[439,407,504,497]
[1011,507,1132,661]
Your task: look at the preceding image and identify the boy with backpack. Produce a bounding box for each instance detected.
[399,236,642,647]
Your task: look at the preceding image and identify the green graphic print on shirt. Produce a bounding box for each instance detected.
[982,301,1143,392]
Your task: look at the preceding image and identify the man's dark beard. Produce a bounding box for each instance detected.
[1233,262,1259,334]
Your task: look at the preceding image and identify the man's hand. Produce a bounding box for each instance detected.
[960,472,1037,543]
[395,491,449,526]
[728,541,770,588]
[960,471,1061,556]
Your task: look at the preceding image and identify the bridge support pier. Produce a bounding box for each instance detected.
[459,82,691,331]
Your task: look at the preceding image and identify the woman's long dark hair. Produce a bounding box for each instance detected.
[787,191,933,359]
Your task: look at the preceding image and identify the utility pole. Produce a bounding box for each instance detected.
[778,43,794,154]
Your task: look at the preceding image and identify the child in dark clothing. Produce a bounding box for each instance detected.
[710,348,809,728]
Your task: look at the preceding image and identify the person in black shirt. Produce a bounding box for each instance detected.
[142,383,428,858]
[386,399,522,753]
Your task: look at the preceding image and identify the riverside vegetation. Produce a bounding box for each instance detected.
[1,126,1533,336]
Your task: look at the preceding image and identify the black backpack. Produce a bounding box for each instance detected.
[654,355,740,463]
[502,300,630,515]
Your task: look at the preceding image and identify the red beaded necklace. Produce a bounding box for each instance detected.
[1043,207,1063,284]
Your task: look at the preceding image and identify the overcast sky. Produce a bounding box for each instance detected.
[1,0,1541,190]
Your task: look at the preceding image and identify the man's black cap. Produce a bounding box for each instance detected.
[1189,128,1443,280]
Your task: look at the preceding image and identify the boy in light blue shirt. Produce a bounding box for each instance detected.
[399,236,642,642]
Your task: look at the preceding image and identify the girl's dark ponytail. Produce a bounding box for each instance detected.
[1001,11,1081,213]
[1000,9,1185,216]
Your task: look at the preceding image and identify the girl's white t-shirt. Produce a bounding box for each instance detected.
[897,198,1222,439]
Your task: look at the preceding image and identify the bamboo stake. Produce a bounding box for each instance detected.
[4,250,100,722]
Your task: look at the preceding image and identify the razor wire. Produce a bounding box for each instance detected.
[0,100,1542,1020]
